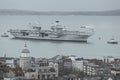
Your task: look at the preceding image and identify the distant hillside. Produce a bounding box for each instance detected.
[0,9,120,16]
[99,9,120,15]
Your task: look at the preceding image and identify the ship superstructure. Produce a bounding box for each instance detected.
[9,21,94,42]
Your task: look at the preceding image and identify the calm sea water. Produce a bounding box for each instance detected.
[0,15,120,59]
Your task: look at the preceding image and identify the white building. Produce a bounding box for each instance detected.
[69,56,85,71]
[72,59,85,71]
[83,63,99,76]
[25,71,38,79]
[38,62,58,79]
[6,59,15,68]
[102,56,114,63]
[19,43,58,79]
[19,43,32,70]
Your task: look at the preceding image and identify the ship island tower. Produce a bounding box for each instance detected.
[20,43,32,71]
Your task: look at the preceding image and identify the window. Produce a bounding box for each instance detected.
[42,75,45,79]
[53,74,56,77]
[47,75,50,78]
[44,69,47,72]
[32,75,34,77]
[39,69,41,72]
[49,68,55,72]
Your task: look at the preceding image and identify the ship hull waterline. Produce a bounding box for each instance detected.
[12,36,88,42]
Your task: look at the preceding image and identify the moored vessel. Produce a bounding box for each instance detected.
[107,37,118,44]
[8,21,94,42]
[1,33,9,37]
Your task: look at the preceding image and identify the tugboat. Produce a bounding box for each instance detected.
[107,37,118,44]
[1,33,9,37]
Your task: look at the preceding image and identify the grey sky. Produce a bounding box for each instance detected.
[0,0,120,11]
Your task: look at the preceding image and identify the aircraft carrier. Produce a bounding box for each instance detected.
[9,21,94,42]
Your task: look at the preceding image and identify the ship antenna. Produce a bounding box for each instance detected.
[24,42,27,47]
[28,22,33,28]
[64,26,66,30]
[112,35,114,39]
[37,17,41,27]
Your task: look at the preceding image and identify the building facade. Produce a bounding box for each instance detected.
[24,58,58,80]
[83,62,99,76]
[19,43,32,71]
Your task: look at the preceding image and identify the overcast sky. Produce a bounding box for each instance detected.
[0,0,120,11]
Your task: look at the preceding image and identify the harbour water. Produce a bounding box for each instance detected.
[0,15,120,58]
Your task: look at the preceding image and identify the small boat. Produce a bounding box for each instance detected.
[1,33,9,37]
[107,37,118,44]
